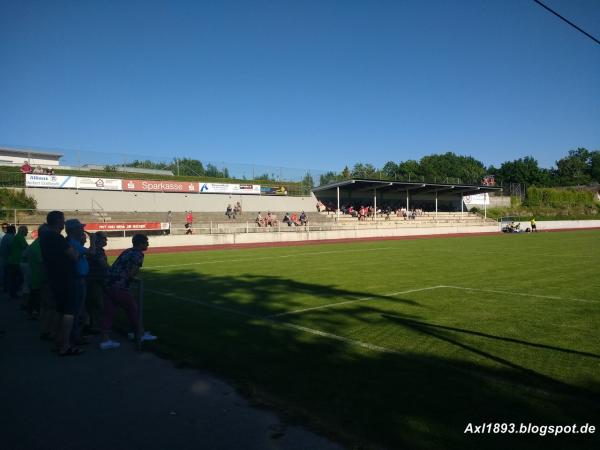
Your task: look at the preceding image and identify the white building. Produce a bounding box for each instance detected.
[0,147,62,167]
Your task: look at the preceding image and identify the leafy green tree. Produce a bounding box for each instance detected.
[341,166,351,178]
[495,156,547,186]
[397,160,421,180]
[301,173,314,194]
[319,171,340,185]
[590,151,600,183]
[176,158,205,176]
[351,163,377,178]
[382,161,399,179]
[555,148,592,185]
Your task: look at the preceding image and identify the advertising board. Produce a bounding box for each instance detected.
[76,177,122,190]
[25,174,77,188]
[122,179,198,193]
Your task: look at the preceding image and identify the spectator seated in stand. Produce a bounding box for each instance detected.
[32,165,44,174]
[266,212,278,226]
[255,212,264,227]
[299,211,308,226]
[225,204,234,219]
[290,213,301,226]
[234,202,242,216]
[283,213,293,226]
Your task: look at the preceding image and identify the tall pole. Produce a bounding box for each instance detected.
[336,186,340,222]
[461,193,464,217]
[406,190,409,210]
[435,191,438,220]
[484,193,487,219]
[373,189,377,221]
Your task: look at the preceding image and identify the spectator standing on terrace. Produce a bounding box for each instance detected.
[234,201,242,216]
[100,234,157,350]
[283,212,292,226]
[255,212,264,227]
[165,211,173,235]
[86,232,109,333]
[65,219,95,346]
[0,224,16,292]
[226,204,234,219]
[185,211,193,235]
[7,225,28,301]
[40,211,81,356]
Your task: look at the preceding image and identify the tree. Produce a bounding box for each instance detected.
[176,158,205,176]
[590,151,600,183]
[397,159,421,180]
[205,163,224,178]
[382,161,399,179]
[301,173,314,195]
[418,152,485,184]
[351,163,377,179]
[495,156,547,186]
[341,166,351,179]
[555,148,592,185]
[319,171,340,185]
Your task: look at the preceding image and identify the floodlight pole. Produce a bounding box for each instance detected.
[336,186,340,222]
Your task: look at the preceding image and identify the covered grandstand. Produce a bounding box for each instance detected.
[313,178,503,220]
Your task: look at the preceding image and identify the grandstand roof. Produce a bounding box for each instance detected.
[0,147,63,158]
[313,179,502,196]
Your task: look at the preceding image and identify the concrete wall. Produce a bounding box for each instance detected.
[535,220,600,230]
[99,219,600,251]
[24,187,317,213]
[104,223,499,250]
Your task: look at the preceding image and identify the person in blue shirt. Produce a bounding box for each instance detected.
[65,219,95,346]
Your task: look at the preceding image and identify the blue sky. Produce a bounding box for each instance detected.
[1,0,599,175]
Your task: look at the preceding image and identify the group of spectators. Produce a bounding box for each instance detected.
[225,202,242,219]
[255,212,279,227]
[0,211,156,356]
[317,202,426,221]
[20,161,55,175]
[282,211,308,227]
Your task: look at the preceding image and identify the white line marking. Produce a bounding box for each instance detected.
[265,286,444,318]
[441,285,598,304]
[144,246,399,269]
[146,289,404,355]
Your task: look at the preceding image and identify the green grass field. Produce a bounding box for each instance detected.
[132,230,600,449]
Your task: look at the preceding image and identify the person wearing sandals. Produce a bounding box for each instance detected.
[100,234,157,350]
[39,211,82,356]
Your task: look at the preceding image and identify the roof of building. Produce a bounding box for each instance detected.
[0,147,63,158]
[312,179,502,196]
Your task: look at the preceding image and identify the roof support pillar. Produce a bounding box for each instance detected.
[406,190,409,211]
[373,189,377,221]
[461,193,464,217]
[336,186,340,222]
[484,193,487,220]
[435,191,438,220]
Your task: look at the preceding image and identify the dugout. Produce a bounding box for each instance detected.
[312,179,502,220]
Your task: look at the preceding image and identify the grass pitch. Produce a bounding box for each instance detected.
[132,230,600,449]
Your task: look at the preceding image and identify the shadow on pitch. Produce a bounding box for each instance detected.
[136,268,600,450]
